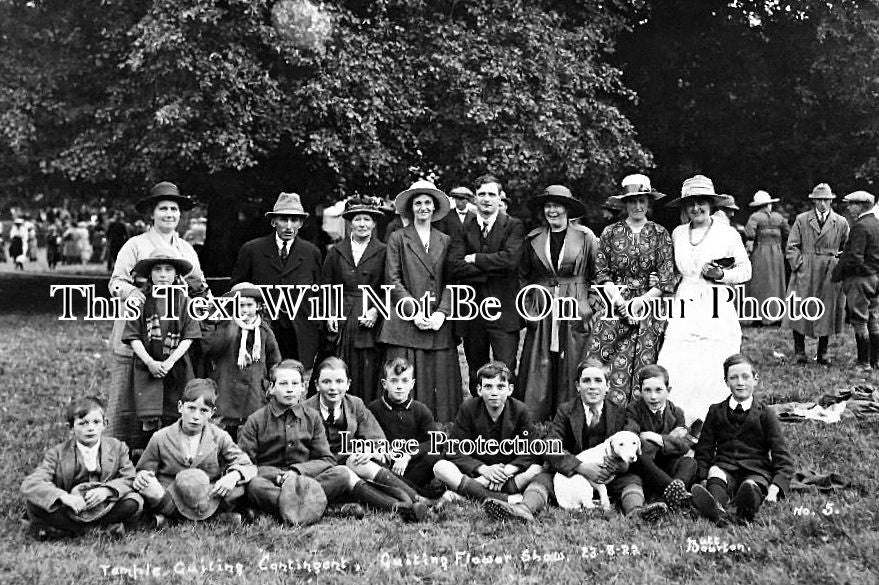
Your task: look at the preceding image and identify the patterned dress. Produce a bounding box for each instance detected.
[587,221,678,406]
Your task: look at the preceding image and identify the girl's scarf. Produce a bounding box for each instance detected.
[235,315,262,368]
[143,294,181,358]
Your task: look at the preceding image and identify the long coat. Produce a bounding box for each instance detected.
[516,223,599,421]
[377,224,454,350]
[231,234,323,366]
[745,210,790,322]
[447,212,525,335]
[782,209,849,336]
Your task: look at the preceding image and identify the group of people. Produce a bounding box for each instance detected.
[20,171,874,537]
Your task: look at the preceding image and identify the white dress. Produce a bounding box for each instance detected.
[657,220,751,424]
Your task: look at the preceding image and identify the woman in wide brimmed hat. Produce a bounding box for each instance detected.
[107,181,208,451]
[323,197,388,404]
[516,185,600,421]
[585,174,679,406]
[744,190,790,325]
[656,175,752,424]
[378,180,462,422]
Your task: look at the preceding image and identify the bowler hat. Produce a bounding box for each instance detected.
[341,197,385,222]
[748,190,780,208]
[135,182,195,214]
[265,192,309,218]
[167,469,222,521]
[809,183,835,200]
[610,174,666,202]
[394,180,451,222]
[131,247,194,279]
[68,482,115,522]
[278,475,327,525]
[843,191,876,205]
[529,185,586,218]
[665,175,727,207]
[223,281,263,300]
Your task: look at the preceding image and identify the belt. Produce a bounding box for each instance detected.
[539,276,587,288]
[812,248,840,257]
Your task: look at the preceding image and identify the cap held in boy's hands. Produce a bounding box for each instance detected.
[168,469,222,521]
[68,482,115,522]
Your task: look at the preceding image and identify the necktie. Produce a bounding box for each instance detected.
[280,241,289,264]
[589,406,601,429]
[732,404,746,425]
[326,409,335,425]
[481,222,490,240]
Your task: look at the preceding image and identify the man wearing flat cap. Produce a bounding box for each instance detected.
[231,193,323,371]
[434,186,476,237]
[783,184,849,365]
[831,191,879,371]
[448,174,524,395]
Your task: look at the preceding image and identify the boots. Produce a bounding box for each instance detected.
[855,334,872,371]
[350,481,428,522]
[793,332,808,364]
[869,334,879,369]
[816,336,831,365]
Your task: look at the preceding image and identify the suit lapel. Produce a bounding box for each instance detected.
[402,226,437,277]
[464,217,482,252]
[60,439,78,492]
[336,239,356,269]
[260,235,285,273]
[570,401,585,452]
[604,399,622,433]
[530,229,553,274]
[342,396,357,435]
[98,438,118,481]
[192,426,219,468]
[357,238,384,267]
[280,238,305,277]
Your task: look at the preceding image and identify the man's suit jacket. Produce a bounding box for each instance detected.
[447,213,525,334]
[623,399,690,457]
[302,394,386,462]
[446,396,537,473]
[21,437,138,512]
[135,421,257,488]
[435,210,476,238]
[544,398,626,477]
[832,213,879,281]
[231,233,323,365]
[377,224,455,350]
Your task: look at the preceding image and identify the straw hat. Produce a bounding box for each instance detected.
[665,175,727,207]
[341,197,385,221]
[748,190,780,208]
[716,195,740,211]
[135,182,195,214]
[131,247,193,279]
[529,185,586,218]
[167,469,222,521]
[808,183,835,200]
[393,180,450,221]
[265,192,309,218]
[610,173,666,202]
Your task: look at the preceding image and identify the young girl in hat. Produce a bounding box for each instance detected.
[206,282,281,441]
[122,248,201,438]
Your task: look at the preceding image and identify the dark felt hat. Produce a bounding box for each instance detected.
[131,247,193,279]
[341,197,385,221]
[529,185,586,218]
[135,182,195,214]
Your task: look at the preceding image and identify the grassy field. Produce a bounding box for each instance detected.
[1,309,877,585]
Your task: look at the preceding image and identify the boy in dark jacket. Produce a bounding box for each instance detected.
[692,353,795,525]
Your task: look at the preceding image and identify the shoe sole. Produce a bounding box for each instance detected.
[639,502,669,523]
[483,499,531,523]
[735,483,762,522]
[691,486,721,523]
[664,481,689,510]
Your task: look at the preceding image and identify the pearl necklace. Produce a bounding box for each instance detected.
[688,219,712,246]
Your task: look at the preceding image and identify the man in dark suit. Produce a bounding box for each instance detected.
[435,186,476,237]
[231,192,323,371]
[448,174,524,396]
[831,190,879,370]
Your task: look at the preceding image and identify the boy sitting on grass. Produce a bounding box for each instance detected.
[303,357,431,522]
[691,353,794,525]
[238,359,350,525]
[367,357,444,498]
[21,396,143,539]
[624,364,696,509]
[134,379,256,526]
[433,361,547,523]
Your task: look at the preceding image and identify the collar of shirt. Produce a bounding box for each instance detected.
[275,233,293,253]
[477,212,499,233]
[457,209,469,220]
[648,404,665,418]
[728,395,754,411]
[76,442,100,471]
[380,395,412,410]
[816,209,828,222]
[858,210,875,220]
[582,400,602,425]
[268,400,301,419]
[319,400,343,422]
[350,236,370,264]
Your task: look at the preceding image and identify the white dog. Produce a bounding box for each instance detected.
[554,430,642,511]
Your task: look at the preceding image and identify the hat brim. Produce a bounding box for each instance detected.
[341,208,385,222]
[132,257,194,279]
[748,198,780,207]
[168,486,222,521]
[265,210,309,218]
[223,287,263,300]
[665,194,728,207]
[529,194,587,219]
[278,475,328,525]
[394,188,450,222]
[808,194,835,200]
[609,190,667,202]
[69,483,115,522]
[135,194,195,214]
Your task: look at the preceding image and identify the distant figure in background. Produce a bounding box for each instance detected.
[46,219,62,270]
[434,186,475,237]
[106,212,130,271]
[784,184,849,365]
[712,195,746,242]
[9,217,27,270]
[745,190,790,325]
